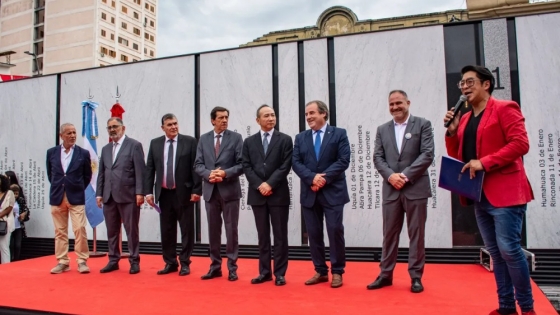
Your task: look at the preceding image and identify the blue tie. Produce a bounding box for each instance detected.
[314,130,322,160]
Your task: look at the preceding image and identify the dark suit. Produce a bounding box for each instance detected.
[144,134,202,267]
[97,135,146,265]
[373,115,434,280]
[194,129,243,272]
[292,125,350,275]
[46,145,92,206]
[242,130,293,277]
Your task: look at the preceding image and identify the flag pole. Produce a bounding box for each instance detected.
[89,227,106,257]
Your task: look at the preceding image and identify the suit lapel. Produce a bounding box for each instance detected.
[388,122,399,155]
[54,146,64,172]
[215,130,227,160]
[113,137,129,167]
[254,132,266,160]
[265,131,280,159]
[173,135,181,170]
[399,116,415,158]
[66,146,79,172]
[305,130,315,161]
[476,97,494,155]
[318,125,334,161]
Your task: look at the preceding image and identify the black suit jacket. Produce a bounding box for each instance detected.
[46,145,92,206]
[242,130,293,206]
[144,134,202,205]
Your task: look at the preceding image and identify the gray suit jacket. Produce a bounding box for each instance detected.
[97,135,146,203]
[373,115,434,201]
[194,129,244,202]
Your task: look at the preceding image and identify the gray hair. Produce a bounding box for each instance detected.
[388,90,408,98]
[107,117,124,125]
[305,100,329,121]
[59,123,75,134]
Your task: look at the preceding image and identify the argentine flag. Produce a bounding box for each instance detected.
[82,100,104,228]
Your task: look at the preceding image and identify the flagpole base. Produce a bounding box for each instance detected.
[89,251,107,258]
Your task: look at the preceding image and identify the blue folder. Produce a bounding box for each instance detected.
[438,156,485,202]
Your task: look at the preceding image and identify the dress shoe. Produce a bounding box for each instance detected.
[179,265,190,276]
[157,264,178,275]
[331,274,343,288]
[129,263,140,274]
[201,270,223,280]
[228,271,238,281]
[251,274,272,284]
[100,263,119,273]
[275,276,286,286]
[366,276,392,290]
[411,278,424,293]
[304,273,328,285]
[488,310,518,315]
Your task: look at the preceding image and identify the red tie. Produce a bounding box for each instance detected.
[215,135,221,157]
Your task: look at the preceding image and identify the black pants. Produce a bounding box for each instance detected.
[10,228,23,261]
[159,188,195,267]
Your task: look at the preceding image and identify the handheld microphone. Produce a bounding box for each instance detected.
[444,95,468,128]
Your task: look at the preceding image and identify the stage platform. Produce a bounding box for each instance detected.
[0,254,557,315]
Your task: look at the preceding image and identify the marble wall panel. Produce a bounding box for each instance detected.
[60,56,196,242]
[304,39,329,105]
[199,46,273,245]
[0,76,58,238]
[516,12,560,249]
[482,19,512,100]
[334,26,452,248]
[278,42,302,246]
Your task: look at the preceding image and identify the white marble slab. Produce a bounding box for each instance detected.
[304,39,329,105]
[482,19,512,100]
[278,42,303,246]
[334,26,452,248]
[0,76,58,238]
[199,46,273,246]
[516,12,560,249]
[60,55,196,243]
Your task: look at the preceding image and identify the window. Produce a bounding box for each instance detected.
[149,35,154,42]
[101,29,106,37]
[145,3,149,9]
[134,0,141,4]
[133,27,140,35]
[118,37,129,46]
[150,50,154,57]
[101,47,108,55]
[111,17,115,24]
[133,12,139,19]
[144,47,147,54]
[144,32,149,39]
[109,50,116,58]
[110,33,114,40]
[111,1,115,8]
[121,22,127,29]
[102,0,107,3]
[122,6,127,13]
[132,43,139,50]
[101,12,106,20]
[121,54,128,62]
[150,20,154,27]
[150,6,154,13]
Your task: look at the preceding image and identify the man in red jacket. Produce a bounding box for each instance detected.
[444,65,535,315]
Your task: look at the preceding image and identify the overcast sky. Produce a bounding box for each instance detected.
[157,0,467,57]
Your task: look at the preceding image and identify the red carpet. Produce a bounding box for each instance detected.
[0,254,556,315]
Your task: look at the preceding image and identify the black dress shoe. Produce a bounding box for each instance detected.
[100,263,119,273]
[366,276,393,290]
[129,263,140,274]
[275,276,286,286]
[251,274,272,284]
[411,278,424,293]
[157,264,178,275]
[228,271,238,281]
[201,270,222,280]
[179,265,190,276]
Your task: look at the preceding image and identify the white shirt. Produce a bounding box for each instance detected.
[260,129,274,145]
[112,134,126,163]
[162,135,178,189]
[312,124,327,145]
[213,131,224,146]
[60,144,75,172]
[394,115,410,154]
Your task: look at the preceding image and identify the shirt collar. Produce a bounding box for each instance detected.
[393,114,410,126]
[213,130,224,138]
[60,144,75,151]
[313,124,328,135]
[115,134,126,145]
[260,129,274,137]
[165,135,178,142]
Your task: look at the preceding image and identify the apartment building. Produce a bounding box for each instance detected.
[0,0,158,76]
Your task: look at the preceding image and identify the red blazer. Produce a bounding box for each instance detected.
[445,97,534,207]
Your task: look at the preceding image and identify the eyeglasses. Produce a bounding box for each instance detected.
[457,78,483,89]
[106,125,122,131]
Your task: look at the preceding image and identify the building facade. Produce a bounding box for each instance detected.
[0,0,157,76]
[241,0,560,47]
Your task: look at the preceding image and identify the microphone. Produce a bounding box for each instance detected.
[444,95,468,128]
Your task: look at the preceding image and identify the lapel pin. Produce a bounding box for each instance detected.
[405,133,412,140]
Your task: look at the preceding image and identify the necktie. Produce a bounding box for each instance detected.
[215,134,221,157]
[112,142,119,163]
[166,139,175,189]
[263,132,269,154]
[314,130,322,160]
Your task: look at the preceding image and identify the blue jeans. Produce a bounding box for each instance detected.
[475,194,534,311]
